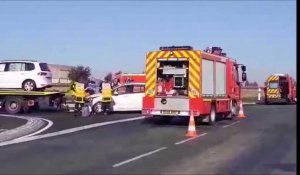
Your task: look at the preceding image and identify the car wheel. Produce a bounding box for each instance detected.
[22,80,36,91]
[92,102,102,114]
[4,97,23,114]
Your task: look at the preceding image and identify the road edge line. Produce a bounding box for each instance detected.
[175,133,207,145]
[13,118,53,140]
[222,121,241,128]
[113,147,167,168]
[0,116,144,147]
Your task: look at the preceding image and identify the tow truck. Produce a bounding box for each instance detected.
[0,81,88,114]
[0,90,64,114]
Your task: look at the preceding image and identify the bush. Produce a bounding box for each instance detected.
[68,65,91,83]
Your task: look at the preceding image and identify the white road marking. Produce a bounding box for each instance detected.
[13,118,53,139]
[0,114,53,138]
[113,147,167,168]
[222,121,241,128]
[0,116,145,147]
[243,102,256,105]
[175,133,207,145]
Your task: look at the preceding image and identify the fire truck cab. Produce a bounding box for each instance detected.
[142,46,247,125]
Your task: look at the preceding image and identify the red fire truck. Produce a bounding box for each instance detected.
[142,46,247,125]
[113,72,145,85]
[264,74,297,104]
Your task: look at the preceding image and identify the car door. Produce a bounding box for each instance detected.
[131,84,145,111]
[0,63,7,88]
[112,85,135,111]
[112,85,127,111]
[4,62,26,88]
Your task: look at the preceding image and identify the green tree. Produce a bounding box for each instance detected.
[253,81,258,87]
[245,80,250,87]
[104,72,113,82]
[68,65,91,83]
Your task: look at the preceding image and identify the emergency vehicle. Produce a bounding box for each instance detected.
[264,74,297,104]
[113,72,145,85]
[142,46,247,125]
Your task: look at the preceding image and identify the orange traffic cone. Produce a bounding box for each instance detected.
[238,100,246,118]
[186,112,198,137]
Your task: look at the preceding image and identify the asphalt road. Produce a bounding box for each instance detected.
[0,105,296,175]
[0,115,27,132]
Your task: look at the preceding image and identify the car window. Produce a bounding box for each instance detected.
[25,63,35,71]
[6,63,26,71]
[133,85,145,93]
[39,63,50,71]
[116,86,126,94]
[0,63,5,72]
[125,85,134,93]
[115,85,136,94]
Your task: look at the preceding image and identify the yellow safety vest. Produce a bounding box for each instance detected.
[69,82,86,103]
[102,83,112,102]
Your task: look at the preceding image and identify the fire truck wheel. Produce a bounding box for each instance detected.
[286,98,292,105]
[208,105,216,125]
[265,99,270,105]
[226,101,237,119]
[4,97,23,114]
[92,102,102,114]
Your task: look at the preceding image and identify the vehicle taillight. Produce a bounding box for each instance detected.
[38,72,47,76]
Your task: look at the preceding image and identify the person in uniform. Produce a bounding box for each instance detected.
[99,78,113,115]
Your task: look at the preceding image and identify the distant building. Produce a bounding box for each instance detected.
[48,64,74,84]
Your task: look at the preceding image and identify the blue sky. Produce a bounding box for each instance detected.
[0,1,296,85]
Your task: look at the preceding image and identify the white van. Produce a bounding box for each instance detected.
[0,60,52,91]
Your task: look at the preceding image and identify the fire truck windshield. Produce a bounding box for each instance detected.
[156,60,188,97]
[269,81,279,89]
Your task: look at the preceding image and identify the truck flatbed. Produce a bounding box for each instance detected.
[0,90,65,114]
[0,90,63,96]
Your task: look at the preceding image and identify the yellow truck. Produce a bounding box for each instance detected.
[0,81,89,114]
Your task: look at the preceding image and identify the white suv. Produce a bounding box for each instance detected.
[0,60,52,91]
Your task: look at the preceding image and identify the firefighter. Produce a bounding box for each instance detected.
[100,78,113,115]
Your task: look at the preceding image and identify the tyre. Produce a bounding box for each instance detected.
[22,80,36,91]
[286,98,292,105]
[226,101,238,120]
[207,105,216,125]
[265,99,270,105]
[4,97,23,114]
[92,102,102,114]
